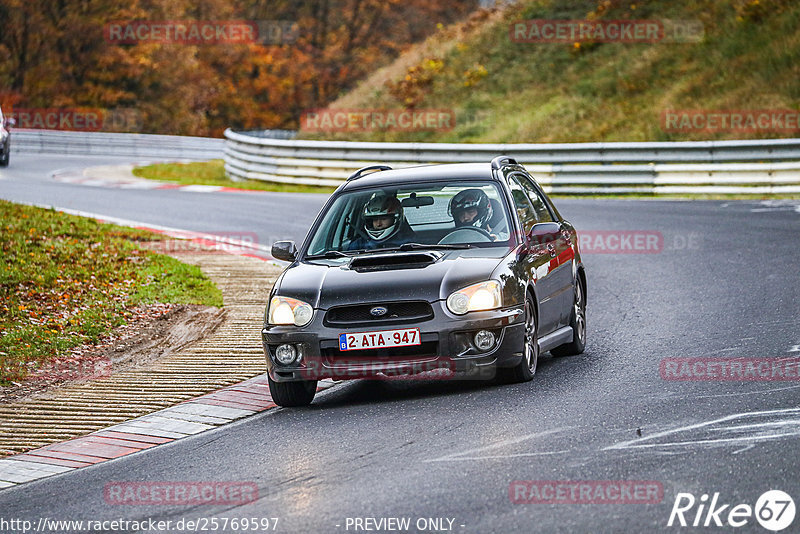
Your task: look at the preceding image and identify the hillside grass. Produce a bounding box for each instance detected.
[310,0,800,143]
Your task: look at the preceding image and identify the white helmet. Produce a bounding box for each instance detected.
[363,193,403,242]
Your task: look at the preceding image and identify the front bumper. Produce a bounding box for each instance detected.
[262,301,525,382]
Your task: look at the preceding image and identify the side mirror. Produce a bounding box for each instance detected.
[271,240,297,262]
[6,118,15,128]
[528,222,561,246]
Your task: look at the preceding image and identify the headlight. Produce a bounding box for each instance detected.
[269,296,314,326]
[447,280,502,315]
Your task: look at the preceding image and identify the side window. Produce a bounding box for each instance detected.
[517,174,554,223]
[508,176,537,234]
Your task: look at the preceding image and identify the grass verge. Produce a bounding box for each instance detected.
[0,200,223,385]
[132,160,337,194]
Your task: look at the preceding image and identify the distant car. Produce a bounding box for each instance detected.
[262,157,587,406]
[0,106,13,167]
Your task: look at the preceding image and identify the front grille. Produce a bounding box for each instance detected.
[324,301,434,326]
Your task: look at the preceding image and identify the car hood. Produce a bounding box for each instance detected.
[274,248,509,309]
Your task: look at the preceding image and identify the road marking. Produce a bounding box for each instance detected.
[424,427,572,462]
[694,383,800,399]
[605,407,800,451]
[789,344,800,353]
[50,164,272,194]
[428,451,569,462]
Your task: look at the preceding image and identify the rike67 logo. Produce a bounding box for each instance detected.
[668,490,795,531]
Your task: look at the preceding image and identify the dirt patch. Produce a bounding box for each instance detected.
[0,303,225,404]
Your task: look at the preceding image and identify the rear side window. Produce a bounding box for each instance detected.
[507,176,537,234]
[515,174,554,223]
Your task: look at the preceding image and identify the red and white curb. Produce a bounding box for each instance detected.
[0,205,312,491]
[51,163,269,194]
[0,376,335,488]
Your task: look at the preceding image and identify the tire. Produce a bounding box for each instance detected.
[268,375,317,407]
[0,144,8,167]
[551,276,586,357]
[498,295,539,383]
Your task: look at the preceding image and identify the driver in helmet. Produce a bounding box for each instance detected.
[449,188,494,232]
[347,192,415,251]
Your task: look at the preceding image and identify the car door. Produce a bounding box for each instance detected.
[506,174,560,336]
[516,173,576,328]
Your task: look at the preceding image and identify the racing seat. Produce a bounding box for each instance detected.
[488,198,507,234]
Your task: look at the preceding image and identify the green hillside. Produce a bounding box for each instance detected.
[308,0,800,143]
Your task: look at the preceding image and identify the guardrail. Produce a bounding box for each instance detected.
[224,129,800,194]
[12,129,225,160]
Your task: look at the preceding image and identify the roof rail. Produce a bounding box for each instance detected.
[490,156,519,170]
[348,165,393,181]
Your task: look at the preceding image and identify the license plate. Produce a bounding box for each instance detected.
[339,328,421,351]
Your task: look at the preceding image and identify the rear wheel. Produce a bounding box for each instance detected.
[0,143,8,167]
[268,376,317,407]
[551,277,586,357]
[498,295,538,383]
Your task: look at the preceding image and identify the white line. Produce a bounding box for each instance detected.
[706,420,800,432]
[607,432,800,450]
[750,207,799,212]
[694,384,800,399]
[605,407,800,451]
[732,444,755,455]
[428,450,569,462]
[424,427,572,463]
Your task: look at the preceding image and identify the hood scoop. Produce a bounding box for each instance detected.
[348,251,442,272]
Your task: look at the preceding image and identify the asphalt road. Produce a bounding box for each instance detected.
[1,154,800,533]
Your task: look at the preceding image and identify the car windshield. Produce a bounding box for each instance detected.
[305,181,513,258]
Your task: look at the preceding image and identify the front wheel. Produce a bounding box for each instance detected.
[498,296,538,383]
[268,376,317,407]
[551,277,586,357]
[0,145,8,167]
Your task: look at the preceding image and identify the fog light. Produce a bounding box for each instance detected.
[474,330,495,351]
[275,344,298,365]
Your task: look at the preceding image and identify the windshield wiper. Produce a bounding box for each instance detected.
[400,243,473,250]
[325,243,473,256]
[304,250,355,259]
[397,243,473,251]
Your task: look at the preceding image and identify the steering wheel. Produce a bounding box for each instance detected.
[438,226,493,244]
